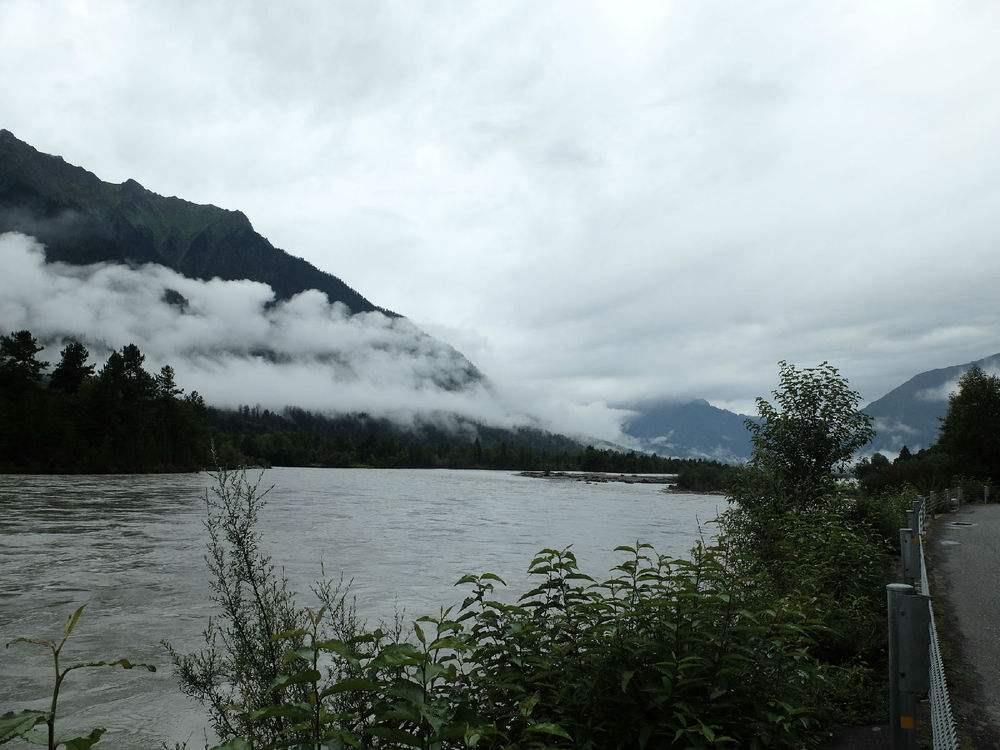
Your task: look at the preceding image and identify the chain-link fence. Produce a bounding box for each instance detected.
[916,515,959,749]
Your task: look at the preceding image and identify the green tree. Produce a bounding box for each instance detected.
[937,365,1000,481]
[155,365,183,399]
[87,344,159,470]
[739,360,874,512]
[49,341,95,394]
[119,344,156,397]
[0,330,47,385]
[0,330,49,469]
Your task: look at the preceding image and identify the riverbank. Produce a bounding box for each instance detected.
[519,470,732,495]
[519,470,676,484]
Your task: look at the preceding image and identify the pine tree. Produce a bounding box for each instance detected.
[0,329,48,384]
[155,365,183,399]
[49,340,95,393]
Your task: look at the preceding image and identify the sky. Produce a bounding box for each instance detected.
[2,0,1000,432]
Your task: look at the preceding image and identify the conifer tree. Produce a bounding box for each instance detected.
[50,340,95,393]
[0,329,47,384]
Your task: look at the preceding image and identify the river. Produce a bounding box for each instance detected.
[0,468,724,748]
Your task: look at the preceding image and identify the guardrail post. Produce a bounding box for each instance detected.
[887,583,931,749]
[907,503,920,536]
[899,528,917,586]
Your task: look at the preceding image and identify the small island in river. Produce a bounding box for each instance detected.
[519,470,677,484]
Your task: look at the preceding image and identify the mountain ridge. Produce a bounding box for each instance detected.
[862,351,1000,454]
[622,398,754,462]
[0,128,391,315]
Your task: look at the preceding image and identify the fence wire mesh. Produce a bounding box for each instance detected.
[917,497,960,749]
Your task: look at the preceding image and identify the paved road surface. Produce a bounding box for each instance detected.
[929,503,1000,740]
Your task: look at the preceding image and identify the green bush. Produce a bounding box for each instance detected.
[718,496,899,725]
[455,543,827,749]
[850,490,916,553]
[157,472,844,749]
[188,541,828,749]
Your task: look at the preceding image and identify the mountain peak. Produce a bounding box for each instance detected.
[623,397,752,461]
[0,132,389,315]
[0,129,40,153]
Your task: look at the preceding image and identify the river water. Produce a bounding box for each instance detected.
[0,468,723,748]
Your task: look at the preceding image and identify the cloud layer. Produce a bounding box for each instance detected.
[3,2,1000,413]
[0,233,633,440]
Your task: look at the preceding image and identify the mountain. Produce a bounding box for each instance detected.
[622,398,753,462]
[864,352,1000,454]
[0,128,387,313]
[620,352,1000,462]
[0,130,484,392]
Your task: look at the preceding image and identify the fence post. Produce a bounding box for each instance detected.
[899,528,917,586]
[907,503,920,536]
[887,583,931,749]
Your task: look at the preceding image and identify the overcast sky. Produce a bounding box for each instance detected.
[3,0,1000,418]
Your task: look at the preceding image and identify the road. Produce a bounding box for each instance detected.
[928,502,1000,744]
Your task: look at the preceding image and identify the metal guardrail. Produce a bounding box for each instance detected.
[888,493,961,749]
[923,548,959,749]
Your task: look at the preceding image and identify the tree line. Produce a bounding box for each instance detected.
[0,330,209,473]
[209,404,733,486]
[854,364,1000,494]
[0,328,734,487]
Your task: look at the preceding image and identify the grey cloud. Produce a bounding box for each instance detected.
[2,1,1000,418]
[0,233,630,441]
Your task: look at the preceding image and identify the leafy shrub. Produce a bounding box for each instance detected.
[168,471,832,749]
[455,543,826,749]
[195,542,829,749]
[850,489,916,553]
[718,497,897,724]
[163,467,313,745]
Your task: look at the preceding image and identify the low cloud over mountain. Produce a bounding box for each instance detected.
[0,232,501,424]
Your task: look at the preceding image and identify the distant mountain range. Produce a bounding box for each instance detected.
[862,352,1000,454]
[622,399,754,462]
[622,351,1000,462]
